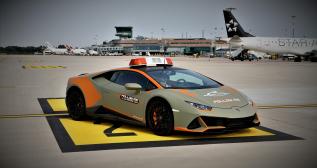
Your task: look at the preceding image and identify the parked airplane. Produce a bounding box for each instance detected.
[44,42,69,55]
[223,9,317,62]
[70,48,87,55]
[88,49,99,56]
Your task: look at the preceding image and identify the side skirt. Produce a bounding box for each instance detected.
[86,106,145,127]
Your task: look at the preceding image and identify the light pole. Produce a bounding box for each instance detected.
[160,28,165,40]
[291,15,296,38]
[161,28,166,56]
[94,35,98,45]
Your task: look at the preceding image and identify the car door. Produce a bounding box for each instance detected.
[102,70,157,122]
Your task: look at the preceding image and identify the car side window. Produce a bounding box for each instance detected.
[112,71,157,91]
[102,71,115,80]
[109,71,120,82]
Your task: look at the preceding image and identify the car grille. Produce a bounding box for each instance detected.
[201,115,256,128]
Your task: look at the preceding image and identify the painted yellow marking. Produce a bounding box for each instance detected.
[48,98,317,111]
[60,118,273,145]
[0,113,68,119]
[47,99,68,112]
[22,65,66,69]
[257,104,317,109]
[0,85,16,88]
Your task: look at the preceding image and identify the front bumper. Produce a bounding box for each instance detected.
[175,113,260,133]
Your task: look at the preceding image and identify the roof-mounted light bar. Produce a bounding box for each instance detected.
[129,57,173,67]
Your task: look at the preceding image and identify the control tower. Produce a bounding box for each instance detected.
[115,26,133,39]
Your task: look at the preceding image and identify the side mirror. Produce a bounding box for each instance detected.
[124,83,142,91]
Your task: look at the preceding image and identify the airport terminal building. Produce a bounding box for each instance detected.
[112,38,212,55]
[92,26,212,55]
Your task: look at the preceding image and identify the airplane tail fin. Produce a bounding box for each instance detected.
[223,9,254,37]
[44,42,55,49]
[65,44,73,51]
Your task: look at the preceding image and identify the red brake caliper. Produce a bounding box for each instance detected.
[153,111,157,125]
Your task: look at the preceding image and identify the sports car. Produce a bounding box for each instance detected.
[66,57,260,135]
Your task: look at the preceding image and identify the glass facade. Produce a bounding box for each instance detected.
[133,45,161,51]
[115,27,133,38]
[184,47,211,55]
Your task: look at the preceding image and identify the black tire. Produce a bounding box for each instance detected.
[146,100,174,136]
[294,56,302,62]
[310,57,317,62]
[66,89,86,120]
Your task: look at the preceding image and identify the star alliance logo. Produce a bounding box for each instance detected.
[226,19,238,32]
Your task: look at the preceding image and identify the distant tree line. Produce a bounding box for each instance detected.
[0,46,45,54]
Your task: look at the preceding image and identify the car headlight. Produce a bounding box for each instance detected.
[240,92,255,107]
[185,101,212,111]
[247,97,255,107]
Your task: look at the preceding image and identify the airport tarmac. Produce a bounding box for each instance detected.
[0,55,316,168]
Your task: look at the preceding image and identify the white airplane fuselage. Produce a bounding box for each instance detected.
[72,48,87,55]
[44,42,69,55]
[48,48,68,55]
[230,37,317,56]
[88,50,99,55]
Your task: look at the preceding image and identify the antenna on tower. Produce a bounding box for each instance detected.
[224,7,236,11]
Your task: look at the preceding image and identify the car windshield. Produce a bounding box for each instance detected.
[146,68,222,89]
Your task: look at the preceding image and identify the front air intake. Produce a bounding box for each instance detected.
[187,118,201,129]
[201,115,256,129]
